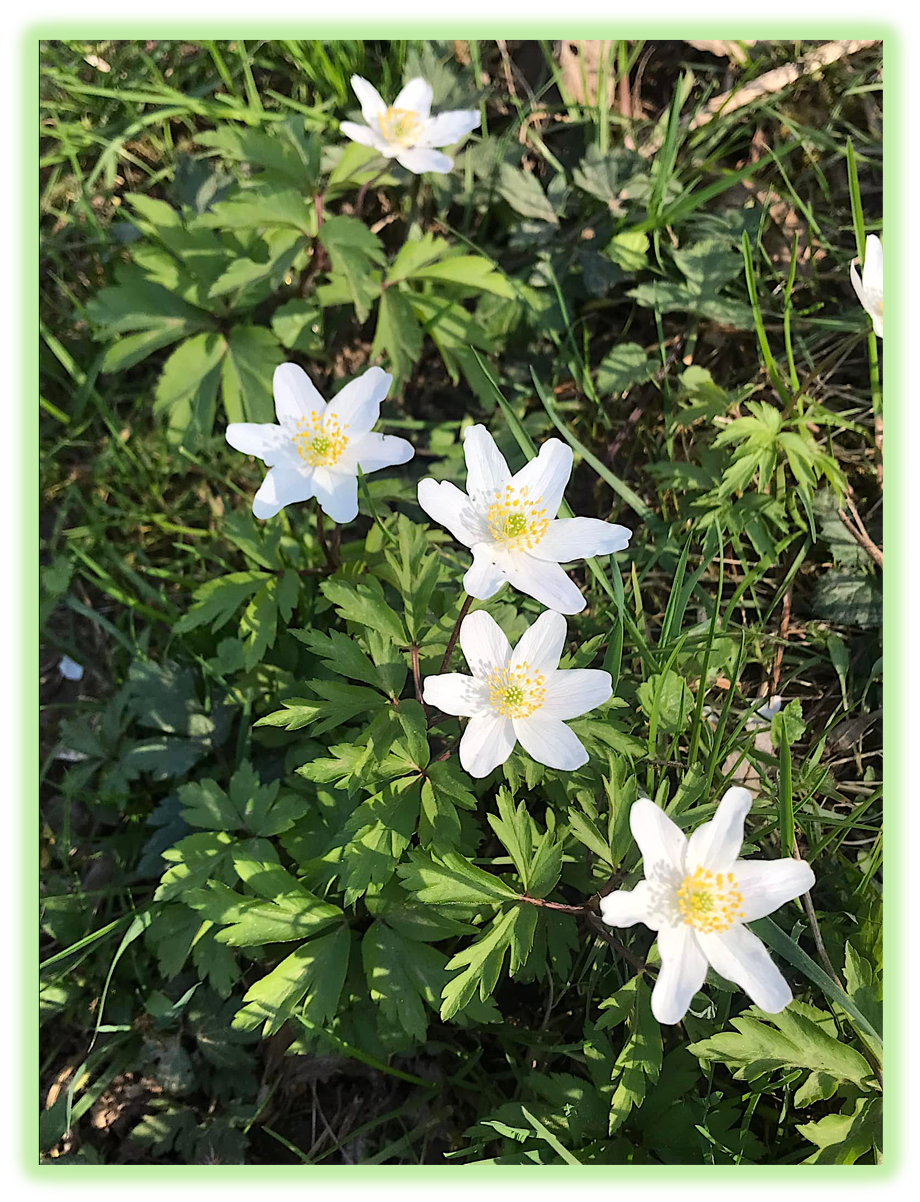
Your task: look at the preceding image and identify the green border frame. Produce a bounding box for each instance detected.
[29,23,894,1182]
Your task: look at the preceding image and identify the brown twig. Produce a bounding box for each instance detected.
[838,493,883,568]
[770,586,792,696]
[519,895,586,915]
[586,911,649,975]
[439,593,473,674]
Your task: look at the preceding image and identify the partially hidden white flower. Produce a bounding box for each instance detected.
[417,425,632,614]
[423,609,611,778]
[753,694,783,726]
[850,233,883,337]
[340,75,480,175]
[226,364,413,523]
[599,788,815,1024]
[58,655,84,682]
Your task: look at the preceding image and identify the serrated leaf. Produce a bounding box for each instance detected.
[178,762,307,837]
[155,831,238,902]
[497,164,558,224]
[318,215,385,322]
[398,847,519,907]
[363,920,447,1041]
[371,287,423,385]
[184,879,342,946]
[221,325,285,425]
[154,332,226,446]
[175,571,269,634]
[320,575,407,645]
[688,1002,875,1088]
[596,342,656,396]
[271,299,324,354]
[232,925,350,1036]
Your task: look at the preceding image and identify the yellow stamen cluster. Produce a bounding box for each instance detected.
[676,866,744,934]
[485,485,549,551]
[378,107,422,147]
[290,412,349,468]
[487,661,546,719]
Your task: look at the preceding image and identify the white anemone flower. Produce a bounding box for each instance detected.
[423,608,612,778]
[850,233,883,338]
[226,364,414,523]
[339,75,480,175]
[599,788,815,1024]
[417,425,632,614]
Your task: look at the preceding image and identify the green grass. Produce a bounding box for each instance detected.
[40,38,882,1166]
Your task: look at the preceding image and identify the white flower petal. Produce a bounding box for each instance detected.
[872,311,884,338]
[59,655,84,682]
[652,922,709,1024]
[396,147,453,174]
[392,77,433,119]
[460,713,516,777]
[850,257,870,311]
[598,881,656,929]
[630,798,687,875]
[731,858,815,922]
[513,715,588,771]
[419,109,480,147]
[508,438,572,519]
[422,672,488,717]
[339,120,384,150]
[417,479,486,548]
[252,466,314,520]
[325,366,392,435]
[459,610,511,678]
[532,517,632,563]
[698,924,792,1014]
[541,669,612,720]
[686,786,752,873]
[503,553,585,614]
[462,425,512,496]
[226,422,285,463]
[863,234,883,293]
[311,467,358,524]
[463,548,509,600]
[510,609,567,676]
[344,431,414,474]
[351,75,386,123]
[273,363,327,424]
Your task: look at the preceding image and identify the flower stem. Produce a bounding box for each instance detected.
[867,328,882,483]
[440,593,473,674]
[315,504,338,571]
[519,895,585,915]
[355,162,390,218]
[411,642,429,721]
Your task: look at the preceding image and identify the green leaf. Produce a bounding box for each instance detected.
[371,287,423,385]
[184,880,342,946]
[256,682,388,735]
[688,1001,876,1088]
[572,145,636,210]
[364,882,475,942]
[595,342,656,396]
[178,762,307,837]
[339,776,422,904]
[385,232,452,285]
[232,925,350,1036]
[410,255,516,298]
[87,265,211,335]
[497,164,558,224]
[154,332,226,446]
[320,575,407,645]
[175,570,269,634]
[771,697,806,747]
[440,906,535,1019]
[294,626,392,694]
[198,188,317,234]
[398,847,519,907]
[797,1096,881,1164]
[239,570,299,670]
[608,977,662,1134]
[155,831,238,902]
[672,237,743,291]
[419,758,478,851]
[637,671,693,735]
[362,920,447,1041]
[271,299,324,355]
[318,215,385,322]
[220,325,285,425]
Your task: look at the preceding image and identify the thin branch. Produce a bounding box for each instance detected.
[519,895,586,916]
[315,504,338,571]
[838,493,883,568]
[439,593,473,674]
